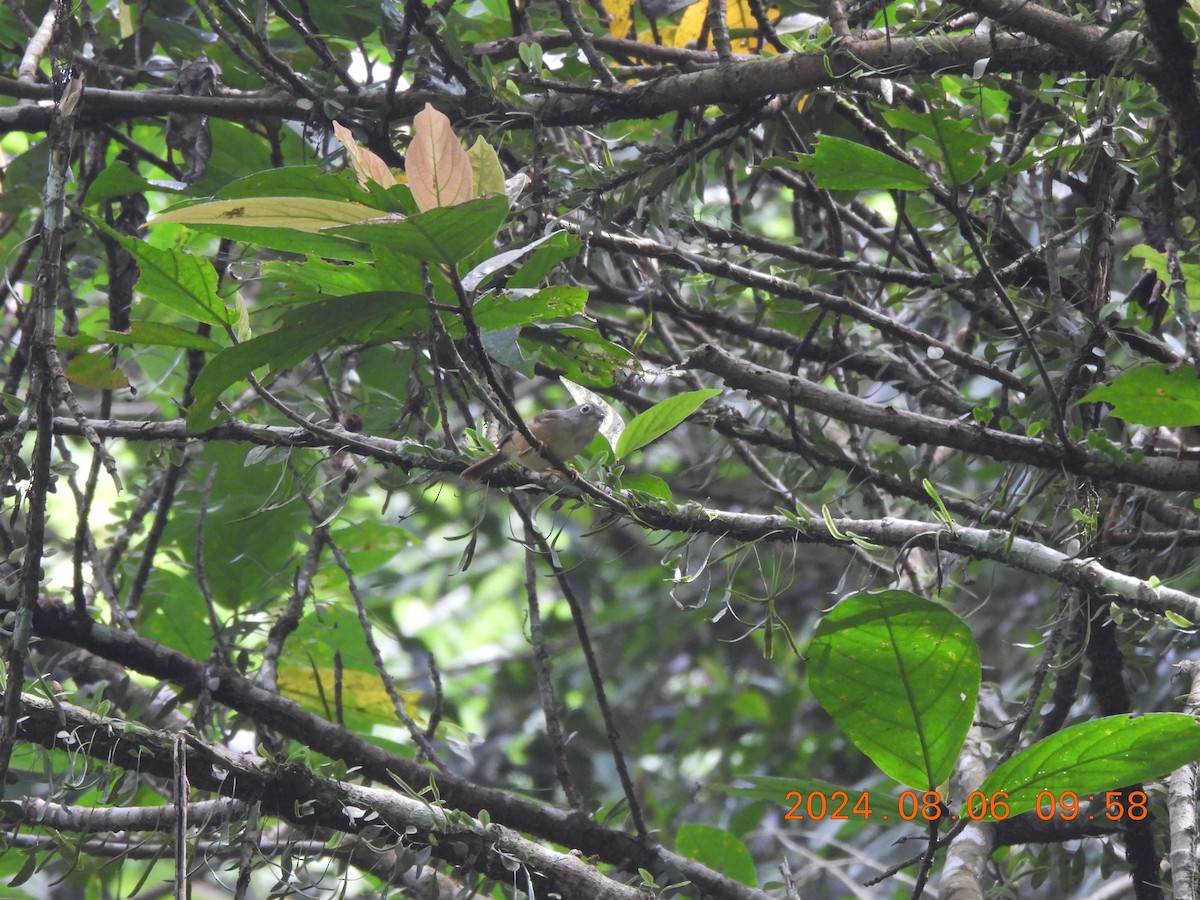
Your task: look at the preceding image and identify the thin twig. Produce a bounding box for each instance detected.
[514,493,584,810]
[509,498,648,837]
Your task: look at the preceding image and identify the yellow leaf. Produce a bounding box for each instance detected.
[726,0,764,54]
[116,0,134,39]
[278,666,423,723]
[604,0,635,37]
[673,2,706,48]
[333,120,397,189]
[153,197,375,232]
[670,0,777,53]
[408,103,474,212]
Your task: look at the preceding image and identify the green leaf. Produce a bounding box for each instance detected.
[65,348,130,390]
[619,472,673,500]
[167,222,372,260]
[217,166,365,201]
[1080,364,1200,426]
[138,569,215,660]
[85,160,177,205]
[100,225,234,327]
[186,291,427,430]
[461,232,568,293]
[105,322,224,352]
[766,136,931,190]
[807,590,980,789]
[480,326,532,376]
[1127,245,1200,307]
[467,135,506,200]
[976,714,1200,820]
[615,389,719,459]
[881,105,991,185]
[675,824,756,887]
[327,195,508,266]
[473,285,588,331]
[8,850,37,888]
[507,232,582,289]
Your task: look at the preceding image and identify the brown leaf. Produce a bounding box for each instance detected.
[333,121,397,189]
[407,103,473,212]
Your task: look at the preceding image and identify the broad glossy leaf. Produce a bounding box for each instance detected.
[976,714,1200,820]
[619,472,672,500]
[882,106,992,185]
[473,285,588,330]
[615,389,720,459]
[481,325,532,376]
[103,227,233,326]
[508,232,582,289]
[105,322,224,351]
[768,136,930,191]
[214,166,370,203]
[1080,364,1200,426]
[65,348,130,390]
[461,231,566,293]
[328,195,508,265]
[675,824,756,886]
[85,160,177,205]
[186,291,427,430]
[808,590,979,789]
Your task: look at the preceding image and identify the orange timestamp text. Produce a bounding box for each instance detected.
[783,789,1150,823]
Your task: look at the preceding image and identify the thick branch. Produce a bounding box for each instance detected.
[13,602,768,900]
[12,695,655,899]
[0,28,1142,133]
[686,343,1200,493]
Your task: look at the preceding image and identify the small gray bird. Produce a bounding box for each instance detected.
[461,403,607,481]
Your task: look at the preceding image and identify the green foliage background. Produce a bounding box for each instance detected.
[2,0,1200,896]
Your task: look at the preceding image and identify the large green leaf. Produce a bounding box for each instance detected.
[327,195,509,266]
[101,226,234,327]
[507,232,582,289]
[882,106,992,185]
[675,824,756,886]
[214,166,369,203]
[104,322,225,352]
[1127,244,1200,309]
[615,389,720,459]
[976,714,1200,820]
[807,590,980,789]
[766,136,931,190]
[85,160,182,205]
[472,285,588,331]
[65,348,130,390]
[1080,364,1200,426]
[186,291,427,431]
[461,231,568,293]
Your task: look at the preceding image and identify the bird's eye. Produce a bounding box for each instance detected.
[580,404,592,413]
